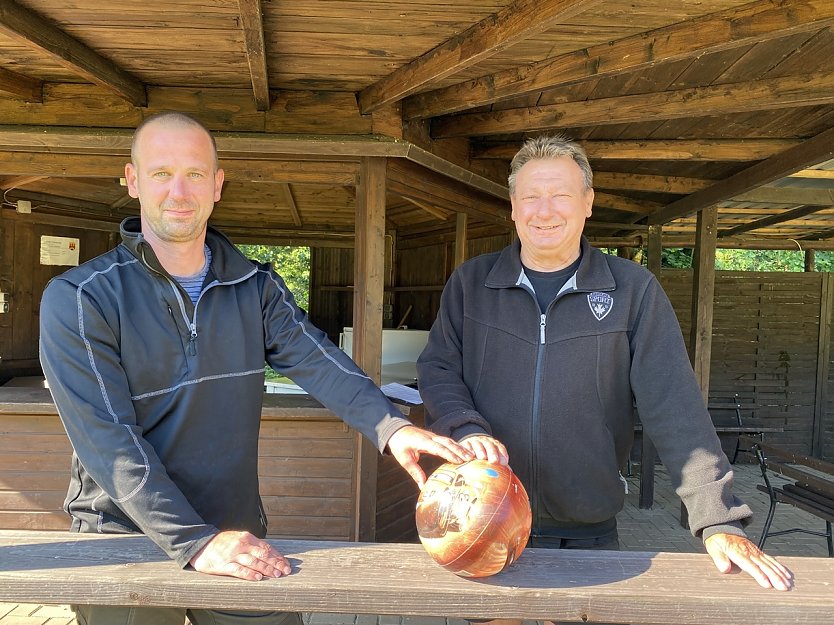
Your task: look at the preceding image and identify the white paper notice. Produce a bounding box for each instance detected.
[380,382,423,405]
[40,235,80,266]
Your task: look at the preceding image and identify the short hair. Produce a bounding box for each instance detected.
[131,112,218,169]
[508,134,593,196]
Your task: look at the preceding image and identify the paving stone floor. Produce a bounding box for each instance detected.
[1,462,830,625]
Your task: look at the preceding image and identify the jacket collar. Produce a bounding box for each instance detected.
[119,217,255,282]
[485,236,617,293]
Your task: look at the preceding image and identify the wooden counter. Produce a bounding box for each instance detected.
[2,530,833,624]
[0,388,423,542]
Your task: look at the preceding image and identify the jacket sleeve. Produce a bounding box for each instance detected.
[416,268,493,441]
[629,275,752,540]
[258,267,410,451]
[39,278,218,567]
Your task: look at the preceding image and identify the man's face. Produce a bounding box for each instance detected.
[510,156,594,271]
[125,121,224,245]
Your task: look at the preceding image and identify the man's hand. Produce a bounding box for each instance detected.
[704,533,794,590]
[387,425,474,489]
[189,530,292,581]
[459,434,509,466]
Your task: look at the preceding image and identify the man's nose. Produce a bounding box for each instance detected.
[169,174,189,198]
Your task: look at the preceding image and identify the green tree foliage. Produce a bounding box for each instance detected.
[237,244,311,384]
[236,244,311,310]
[648,247,834,271]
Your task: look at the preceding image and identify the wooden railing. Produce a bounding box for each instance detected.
[1,530,833,624]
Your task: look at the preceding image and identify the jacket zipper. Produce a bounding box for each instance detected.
[530,312,547,532]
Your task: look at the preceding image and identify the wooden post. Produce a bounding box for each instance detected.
[454,212,468,268]
[813,273,833,457]
[352,156,387,542]
[689,206,718,402]
[639,225,663,509]
[805,249,816,272]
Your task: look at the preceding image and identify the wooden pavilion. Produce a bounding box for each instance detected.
[1,0,834,540]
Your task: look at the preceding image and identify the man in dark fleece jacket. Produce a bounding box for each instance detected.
[39,111,472,625]
[417,135,793,597]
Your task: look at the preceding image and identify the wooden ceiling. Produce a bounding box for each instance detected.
[2,0,834,249]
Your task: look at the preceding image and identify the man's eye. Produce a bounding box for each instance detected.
[152,172,169,178]
[189,172,204,179]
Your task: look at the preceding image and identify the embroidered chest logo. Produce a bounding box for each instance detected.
[588,292,613,321]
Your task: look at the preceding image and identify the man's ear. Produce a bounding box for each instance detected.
[125,163,139,199]
[585,188,594,218]
[214,168,225,202]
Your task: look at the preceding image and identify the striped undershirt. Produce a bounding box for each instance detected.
[172,245,212,305]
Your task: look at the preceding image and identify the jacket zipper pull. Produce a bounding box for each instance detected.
[188,323,197,355]
[539,314,546,344]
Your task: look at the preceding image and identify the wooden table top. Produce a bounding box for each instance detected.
[0,530,832,624]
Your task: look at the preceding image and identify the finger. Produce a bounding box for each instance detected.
[238,549,292,579]
[705,543,733,574]
[393,451,427,489]
[422,435,473,463]
[461,439,490,461]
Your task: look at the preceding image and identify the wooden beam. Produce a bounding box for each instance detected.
[472,139,800,162]
[454,212,468,268]
[593,172,712,195]
[718,205,828,238]
[401,196,448,221]
[690,206,718,403]
[352,157,387,541]
[0,150,361,185]
[237,0,270,111]
[813,274,834,456]
[0,0,147,106]
[593,191,663,215]
[651,126,834,225]
[109,193,135,210]
[0,207,120,231]
[404,0,834,119]
[731,186,834,205]
[0,65,42,102]
[431,71,834,138]
[282,183,303,226]
[358,0,600,113]
[0,175,46,190]
[790,169,834,180]
[0,127,507,200]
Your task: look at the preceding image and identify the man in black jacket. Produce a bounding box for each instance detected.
[417,135,793,593]
[40,111,472,625]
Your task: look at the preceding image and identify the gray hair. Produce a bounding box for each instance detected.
[131,111,219,169]
[508,135,593,196]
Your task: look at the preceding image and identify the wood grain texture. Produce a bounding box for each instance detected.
[0,530,832,623]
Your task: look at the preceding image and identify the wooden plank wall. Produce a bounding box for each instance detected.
[0,411,359,540]
[258,417,355,540]
[661,270,827,457]
[0,215,113,379]
[309,247,354,342]
[0,412,71,530]
[395,244,446,331]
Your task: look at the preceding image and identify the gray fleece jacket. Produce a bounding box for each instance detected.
[40,217,410,567]
[417,237,751,541]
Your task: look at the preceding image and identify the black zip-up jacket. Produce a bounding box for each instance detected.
[417,238,751,540]
[39,217,410,567]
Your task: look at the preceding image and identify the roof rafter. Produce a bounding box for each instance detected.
[731,187,834,205]
[358,0,601,114]
[237,0,271,111]
[0,65,42,102]
[431,70,834,137]
[719,204,828,237]
[0,0,146,106]
[404,0,834,120]
[472,139,800,162]
[650,125,834,225]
